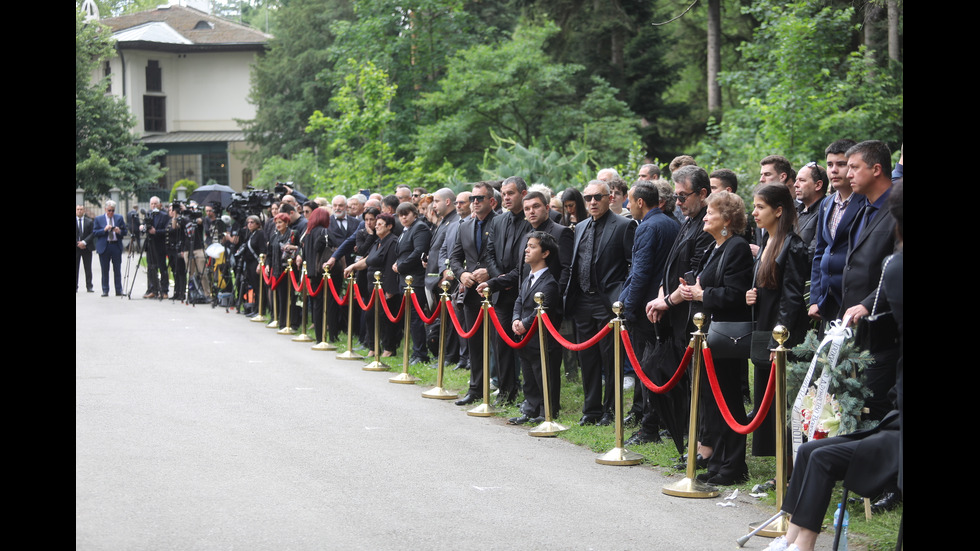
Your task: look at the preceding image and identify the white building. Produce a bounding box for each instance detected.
[97,2,270,191]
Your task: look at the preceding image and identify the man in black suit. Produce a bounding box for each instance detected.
[450,182,497,405]
[508,231,563,424]
[565,180,634,426]
[326,195,359,341]
[481,176,531,405]
[141,196,171,299]
[793,162,829,264]
[76,205,95,292]
[425,188,460,362]
[809,139,860,324]
[841,140,898,420]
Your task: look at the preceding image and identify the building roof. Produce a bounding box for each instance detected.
[141,131,246,144]
[102,5,269,52]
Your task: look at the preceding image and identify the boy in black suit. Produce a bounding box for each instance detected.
[509,231,563,424]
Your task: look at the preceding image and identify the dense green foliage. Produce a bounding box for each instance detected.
[75,12,165,197]
[240,0,902,193]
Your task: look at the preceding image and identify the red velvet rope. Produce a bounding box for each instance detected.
[353,283,376,311]
[445,301,484,339]
[289,270,304,292]
[540,312,612,351]
[702,348,776,435]
[621,330,691,394]
[262,265,272,286]
[305,276,324,297]
[327,277,350,306]
[410,293,442,324]
[486,306,538,348]
[267,269,287,291]
[380,289,406,323]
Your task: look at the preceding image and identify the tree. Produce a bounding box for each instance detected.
[412,21,640,178]
[76,11,164,197]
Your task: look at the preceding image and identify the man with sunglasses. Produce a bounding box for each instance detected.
[565,180,634,426]
[93,200,128,296]
[450,182,497,406]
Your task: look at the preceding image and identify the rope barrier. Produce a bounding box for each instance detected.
[267,269,287,291]
[620,330,691,394]
[289,269,304,293]
[352,283,376,311]
[702,348,776,435]
[380,289,406,323]
[327,276,350,306]
[445,300,483,339]
[305,276,324,297]
[486,305,538,349]
[540,312,611,351]
[410,293,442,324]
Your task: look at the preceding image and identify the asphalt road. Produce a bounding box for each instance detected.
[76,260,822,550]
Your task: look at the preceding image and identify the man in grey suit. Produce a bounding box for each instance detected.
[841,140,898,420]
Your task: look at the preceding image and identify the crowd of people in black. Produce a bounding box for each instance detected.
[77,139,903,551]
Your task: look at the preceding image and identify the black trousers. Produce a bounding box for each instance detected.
[145,237,169,294]
[460,292,485,396]
[76,247,93,290]
[572,292,615,417]
[492,290,520,395]
[782,436,860,533]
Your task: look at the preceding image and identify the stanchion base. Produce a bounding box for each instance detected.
[467,402,500,417]
[292,333,314,342]
[662,476,720,498]
[277,327,297,335]
[388,372,420,384]
[336,351,365,361]
[528,420,568,437]
[749,515,789,538]
[250,315,268,323]
[362,360,390,371]
[596,447,644,466]
[311,341,337,351]
[265,320,278,329]
[421,386,458,400]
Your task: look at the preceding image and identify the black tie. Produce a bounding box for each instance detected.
[578,220,594,293]
[476,219,483,252]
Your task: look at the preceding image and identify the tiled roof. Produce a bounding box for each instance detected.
[102,5,270,47]
[141,131,246,144]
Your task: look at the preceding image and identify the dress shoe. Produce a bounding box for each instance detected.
[623,412,640,428]
[626,430,662,446]
[507,414,533,425]
[597,412,614,426]
[579,415,601,426]
[454,358,469,371]
[675,453,710,471]
[101,293,109,297]
[143,292,156,299]
[409,355,430,364]
[870,491,901,514]
[695,471,718,483]
[87,288,95,293]
[706,471,749,486]
[454,393,480,406]
[115,292,125,296]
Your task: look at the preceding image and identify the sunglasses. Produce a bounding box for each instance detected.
[469,195,487,203]
[582,194,607,203]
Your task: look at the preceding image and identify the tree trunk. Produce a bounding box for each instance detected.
[887,0,900,62]
[707,0,721,113]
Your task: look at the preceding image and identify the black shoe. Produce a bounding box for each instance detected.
[695,471,717,483]
[87,288,95,293]
[454,358,469,371]
[507,414,533,425]
[626,431,662,446]
[675,454,710,471]
[870,491,901,514]
[116,292,125,296]
[454,392,480,406]
[101,293,109,297]
[410,355,430,364]
[623,412,641,428]
[706,471,750,486]
[597,412,614,426]
[579,415,601,426]
[493,388,518,407]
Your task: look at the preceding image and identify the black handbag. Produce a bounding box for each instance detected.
[707,321,754,359]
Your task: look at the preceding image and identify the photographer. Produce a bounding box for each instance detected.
[166,203,187,301]
[237,215,266,315]
[140,196,170,299]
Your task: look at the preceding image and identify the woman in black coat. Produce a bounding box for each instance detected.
[345,213,400,356]
[240,215,266,313]
[392,202,433,363]
[296,207,330,342]
[747,184,809,457]
[269,213,299,330]
[675,191,753,485]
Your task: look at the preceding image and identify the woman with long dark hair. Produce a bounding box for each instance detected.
[561,188,587,227]
[746,184,809,458]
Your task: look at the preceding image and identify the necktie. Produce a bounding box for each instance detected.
[578,220,594,293]
[476,220,483,252]
[78,218,83,237]
[107,215,115,242]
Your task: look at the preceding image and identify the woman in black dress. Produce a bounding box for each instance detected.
[675,191,753,485]
[240,215,266,313]
[296,207,330,342]
[746,184,809,457]
[345,213,400,356]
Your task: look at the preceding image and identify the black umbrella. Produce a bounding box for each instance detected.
[188,184,235,210]
[642,329,691,457]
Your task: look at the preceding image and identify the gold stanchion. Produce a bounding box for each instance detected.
[312,268,337,351]
[266,256,279,328]
[336,273,364,360]
[390,276,421,384]
[251,254,268,322]
[528,291,568,436]
[596,302,644,464]
[277,263,297,335]
[750,325,790,537]
[292,261,314,342]
[422,281,457,399]
[468,287,500,417]
[663,313,719,497]
[363,271,389,371]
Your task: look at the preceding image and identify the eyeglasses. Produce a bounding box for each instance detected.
[469,195,487,203]
[582,194,608,203]
[412,193,421,198]
[455,201,468,206]
[676,191,698,203]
